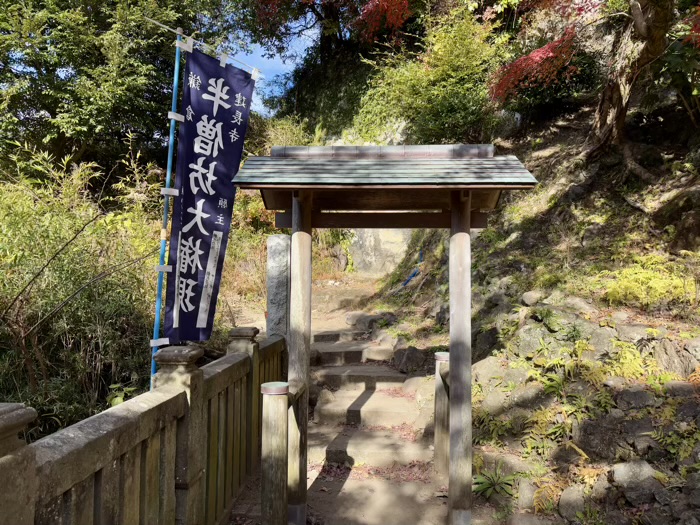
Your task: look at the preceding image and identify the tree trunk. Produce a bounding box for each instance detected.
[587,0,675,153]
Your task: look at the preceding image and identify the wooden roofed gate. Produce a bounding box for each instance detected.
[236,144,537,525]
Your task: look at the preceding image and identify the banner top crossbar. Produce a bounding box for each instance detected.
[144,16,262,77]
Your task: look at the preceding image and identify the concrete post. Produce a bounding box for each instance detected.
[228,327,260,355]
[228,327,262,475]
[154,346,205,525]
[267,234,291,338]
[0,403,38,525]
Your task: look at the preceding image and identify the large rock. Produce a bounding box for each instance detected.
[558,484,585,522]
[348,229,413,276]
[653,339,700,378]
[517,479,536,510]
[472,356,504,386]
[686,338,700,362]
[562,296,598,316]
[615,386,656,410]
[392,346,426,373]
[610,460,664,506]
[522,290,545,306]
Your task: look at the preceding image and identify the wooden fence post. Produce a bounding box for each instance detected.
[434,352,450,478]
[0,403,38,525]
[261,382,289,525]
[229,327,262,476]
[154,346,206,525]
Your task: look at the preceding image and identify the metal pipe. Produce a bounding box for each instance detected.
[150,30,183,389]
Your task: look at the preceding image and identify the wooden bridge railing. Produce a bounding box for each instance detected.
[0,327,286,525]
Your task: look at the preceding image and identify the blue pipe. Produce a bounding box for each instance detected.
[151,32,183,389]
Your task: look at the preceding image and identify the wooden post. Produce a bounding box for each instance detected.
[449,191,472,525]
[261,382,289,525]
[288,191,312,525]
[228,327,262,476]
[434,352,450,478]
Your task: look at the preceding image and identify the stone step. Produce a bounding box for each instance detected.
[313,330,367,344]
[312,364,407,391]
[312,340,395,366]
[314,389,418,426]
[308,425,432,467]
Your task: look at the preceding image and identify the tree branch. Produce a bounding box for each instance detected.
[1,213,102,320]
[24,250,158,337]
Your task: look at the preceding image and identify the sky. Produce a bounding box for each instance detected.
[231,38,310,114]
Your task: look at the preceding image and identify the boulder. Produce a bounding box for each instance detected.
[473,356,504,386]
[622,417,654,455]
[562,296,598,316]
[686,338,700,362]
[615,386,656,410]
[617,324,654,343]
[558,484,585,522]
[611,460,664,506]
[392,346,426,374]
[435,304,449,327]
[653,339,700,378]
[664,381,697,397]
[522,290,545,306]
[517,479,536,510]
[474,327,500,360]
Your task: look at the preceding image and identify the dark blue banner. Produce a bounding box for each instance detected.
[164,49,255,342]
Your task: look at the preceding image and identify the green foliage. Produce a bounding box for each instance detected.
[0,0,238,172]
[473,463,517,499]
[599,255,693,309]
[652,423,700,463]
[0,144,158,437]
[605,340,645,379]
[352,8,501,144]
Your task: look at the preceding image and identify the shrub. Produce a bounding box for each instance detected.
[352,8,502,144]
[0,144,158,437]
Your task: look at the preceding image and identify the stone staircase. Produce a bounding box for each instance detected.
[308,315,434,465]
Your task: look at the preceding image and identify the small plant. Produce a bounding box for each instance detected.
[473,463,517,499]
[575,506,606,525]
[532,476,565,514]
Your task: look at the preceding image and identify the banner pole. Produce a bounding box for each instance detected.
[150,29,184,390]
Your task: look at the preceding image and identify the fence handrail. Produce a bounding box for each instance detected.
[32,385,186,504]
[258,335,285,361]
[202,352,250,399]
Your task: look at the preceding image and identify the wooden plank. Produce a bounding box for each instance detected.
[67,475,94,525]
[275,211,488,230]
[217,392,226,519]
[121,445,141,525]
[246,343,261,475]
[205,398,218,524]
[261,385,289,525]
[239,377,247,494]
[226,385,235,503]
[287,192,311,525]
[159,423,177,525]
[141,432,161,525]
[448,191,473,525]
[261,188,505,214]
[233,380,242,496]
[96,459,120,525]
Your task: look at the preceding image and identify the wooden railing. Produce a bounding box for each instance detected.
[0,328,286,525]
[201,334,286,525]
